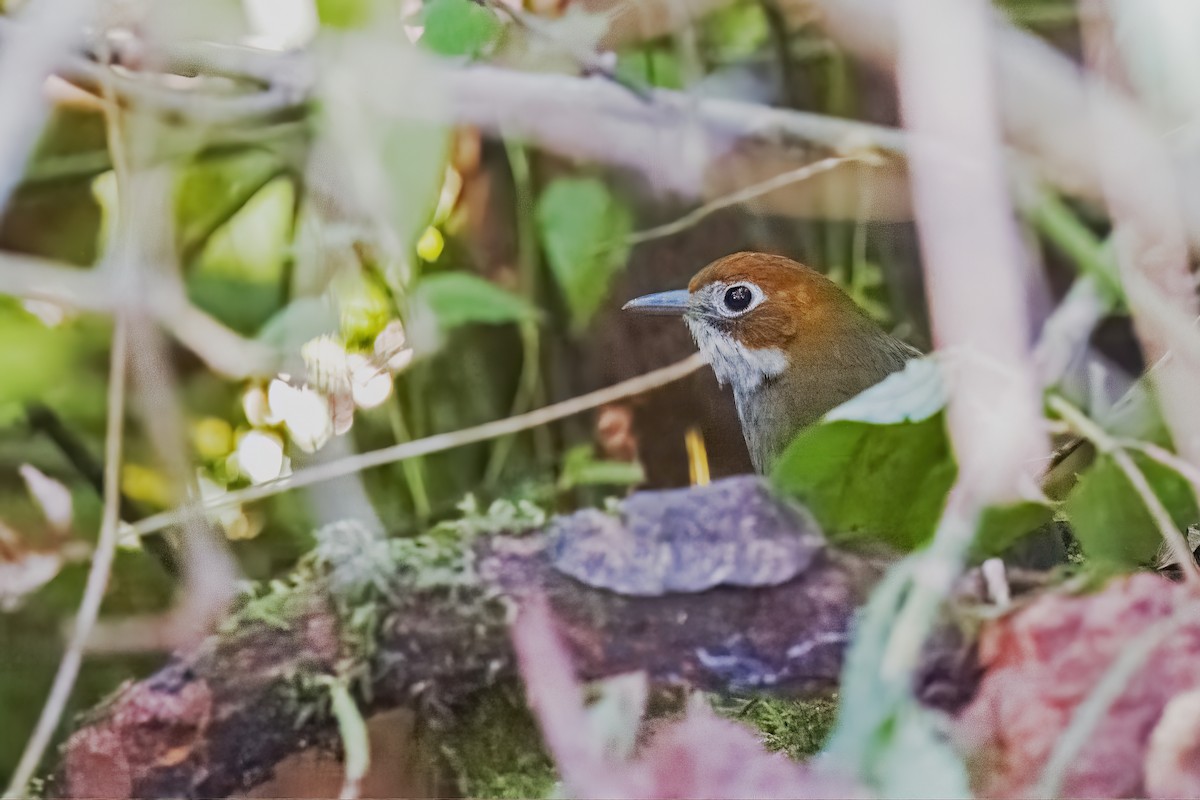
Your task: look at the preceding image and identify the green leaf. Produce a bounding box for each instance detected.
[413,272,537,330]
[1064,452,1199,568]
[377,120,451,261]
[772,415,956,551]
[318,47,450,275]
[974,500,1055,559]
[772,358,1048,555]
[558,444,645,491]
[420,0,503,58]
[175,151,288,267]
[702,1,769,62]
[536,177,632,331]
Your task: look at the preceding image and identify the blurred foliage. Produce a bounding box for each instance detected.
[420,0,504,58]
[701,2,770,62]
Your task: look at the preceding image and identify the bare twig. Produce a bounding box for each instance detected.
[626,154,872,245]
[124,354,708,541]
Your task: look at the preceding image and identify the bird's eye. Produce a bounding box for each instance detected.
[723,285,755,314]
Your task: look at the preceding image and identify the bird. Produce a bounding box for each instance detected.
[623,251,920,473]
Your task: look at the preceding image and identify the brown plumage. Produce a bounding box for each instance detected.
[625,252,918,472]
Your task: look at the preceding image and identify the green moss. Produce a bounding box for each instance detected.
[436,687,557,799]
[718,693,840,760]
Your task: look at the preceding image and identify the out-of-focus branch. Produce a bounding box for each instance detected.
[1078,2,1200,479]
[3,179,132,800]
[366,56,912,218]
[44,31,913,220]
[825,0,1048,778]
[0,251,279,379]
[0,0,96,215]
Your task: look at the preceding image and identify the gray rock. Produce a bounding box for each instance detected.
[548,476,824,596]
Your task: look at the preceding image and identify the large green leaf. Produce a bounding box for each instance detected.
[420,0,503,58]
[535,177,632,331]
[413,272,537,330]
[256,296,340,351]
[772,415,956,551]
[1063,452,1199,568]
[772,357,1050,554]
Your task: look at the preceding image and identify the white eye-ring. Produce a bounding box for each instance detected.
[715,282,765,318]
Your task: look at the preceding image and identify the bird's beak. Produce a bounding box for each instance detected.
[621,289,690,316]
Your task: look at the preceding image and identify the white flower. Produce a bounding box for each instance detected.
[374,320,415,373]
[302,335,352,395]
[348,353,393,409]
[242,385,272,427]
[268,378,334,453]
[235,429,286,484]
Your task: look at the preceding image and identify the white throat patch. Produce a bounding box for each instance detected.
[685,318,788,393]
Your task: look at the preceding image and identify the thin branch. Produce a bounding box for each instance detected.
[626,155,872,245]
[1049,395,1200,584]
[124,354,708,542]
[3,300,128,800]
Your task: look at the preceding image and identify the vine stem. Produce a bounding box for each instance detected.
[484,138,549,485]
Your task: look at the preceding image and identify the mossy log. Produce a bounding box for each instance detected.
[51,477,975,799]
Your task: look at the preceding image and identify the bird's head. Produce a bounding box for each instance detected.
[623,252,882,396]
